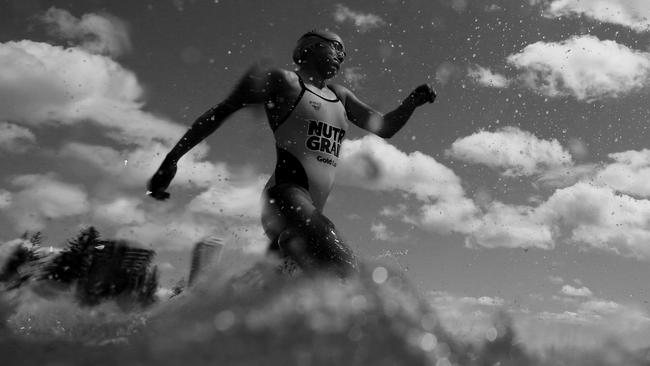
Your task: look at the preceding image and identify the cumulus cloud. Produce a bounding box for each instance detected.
[435,62,465,86]
[481,182,650,257]
[40,7,132,57]
[447,127,573,177]
[447,0,469,13]
[561,285,593,297]
[187,174,267,219]
[339,134,650,257]
[0,190,11,209]
[0,39,224,191]
[341,136,468,203]
[485,4,504,12]
[541,183,650,259]
[59,142,221,189]
[113,207,267,253]
[0,40,182,145]
[333,4,386,32]
[370,221,405,242]
[0,37,268,252]
[65,160,268,252]
[431,289,650,351]
[0,122,35,153]
[535,163,598,189]
[535,298,650,345]
[342,67,366,90]
[78,177,268,253]
[457,178,650,256]
[357,126,650,257]
[567,138,589,160]
[92,197,147,226]
[467,65,510,88]
[339,136,480,234]
[0,174,89,232]
[430,291,505,308]
[545,0,650,32]
[595,149,650,197]
[428,291,506,343]
[465,201,554,249]
[507,35,650,101]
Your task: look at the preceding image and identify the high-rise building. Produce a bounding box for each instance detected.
[188,236,224,285]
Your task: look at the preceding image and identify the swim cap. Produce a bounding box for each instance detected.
[292,30,346,64]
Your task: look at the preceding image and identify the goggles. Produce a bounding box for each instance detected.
[309,34,346,59]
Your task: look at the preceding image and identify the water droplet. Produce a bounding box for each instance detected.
[372,266,388,284]
[214,310,236,331]
[420,332,437,351]
[486,326,498,341]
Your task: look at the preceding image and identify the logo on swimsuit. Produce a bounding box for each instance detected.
[317,155,337,167]
[309,101,321,111]
[305,119,345,158]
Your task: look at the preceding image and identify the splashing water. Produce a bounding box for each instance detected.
[2,257,650,366]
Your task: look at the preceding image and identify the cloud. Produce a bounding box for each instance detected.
[342,67,366,90]
[545,0,650,32]
[349,127,650,257]
[485,4,504,12]
[0,174,89,232]
[567,138,589,160]
[81,186,267,253]
[341,136,469,203]
[561,285,593,297]
[340,135,650,257]
[431,289,650,351]
[430,292,505,308]
[0,40,183,145]
[39,7,132,57]
[333,4,386,32]
[0,122,35,153]
[447,127,573,177]
[0,37,270,253]
[187,174,267,219]
[370,221,406,242]
[458,179,650,256]
[465,201,554,249]
[339,136,480,235]
[471,182,650,257]
[428,291,506,343]
[113,210,267,253]
[548,275,564,284]
[595,149,650,197]
[0,39,221,190]
[534,298,650,346]
[535,163,598,189]
[68,162,269,252]
[541,183,650,259]
[507,35,650,101]
[435,62,465,86]
[92,197,147,226]
[0,190,11,210]
[59,142,221,189]
[448,0,469,13]
[467,65,510,88]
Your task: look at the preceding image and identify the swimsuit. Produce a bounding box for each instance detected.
[265,75,348,210]
[261,75,356,274]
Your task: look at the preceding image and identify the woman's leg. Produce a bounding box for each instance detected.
[261,184,358,276]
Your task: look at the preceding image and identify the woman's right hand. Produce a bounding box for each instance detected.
[146,158,177,200]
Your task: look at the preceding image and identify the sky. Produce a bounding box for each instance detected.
[2,0,650,351]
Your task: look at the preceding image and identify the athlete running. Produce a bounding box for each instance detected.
[147,30,436,277]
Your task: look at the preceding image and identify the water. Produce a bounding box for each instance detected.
[2,258,649,366]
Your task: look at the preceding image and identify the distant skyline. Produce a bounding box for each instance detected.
[2,0,650,350]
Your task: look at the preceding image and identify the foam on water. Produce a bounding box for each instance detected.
[2,256,650,366]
